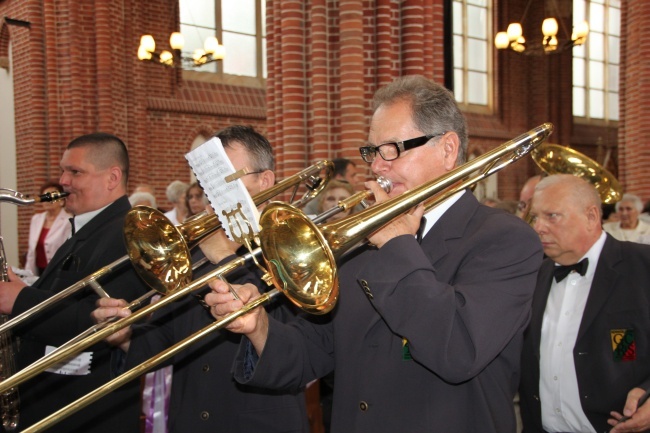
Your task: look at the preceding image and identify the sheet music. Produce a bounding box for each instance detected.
[185,137,260,242]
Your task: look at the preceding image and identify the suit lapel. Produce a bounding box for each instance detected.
[32,196,130,286]
[577,236,621,342]
[530,261,555,360]
[34,236,79,284]
[420,190,477,267]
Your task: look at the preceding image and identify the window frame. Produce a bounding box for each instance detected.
[451,0,494,114]
[179,0,267,88]
[572,0,620,125]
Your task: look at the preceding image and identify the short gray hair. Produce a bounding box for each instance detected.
[372,75,468,165]
[616,193,644,212]
[128,191,157,208]
[166,180,190,204]
[535,174,602,218]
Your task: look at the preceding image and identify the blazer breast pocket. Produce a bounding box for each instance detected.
[604,310,649,361]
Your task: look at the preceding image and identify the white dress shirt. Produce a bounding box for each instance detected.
[72,203,111,235]
[419,190,466,239]
[540,231,607,433]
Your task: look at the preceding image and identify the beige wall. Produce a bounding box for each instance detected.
[0,45,18,265]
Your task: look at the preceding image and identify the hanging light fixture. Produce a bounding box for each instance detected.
[494,0,589,55]
[137,32,226,68]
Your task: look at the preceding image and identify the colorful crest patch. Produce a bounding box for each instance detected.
[611,329,636,361]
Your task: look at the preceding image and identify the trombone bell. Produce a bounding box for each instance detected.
[124,207,192,294]
[259,203,338,314]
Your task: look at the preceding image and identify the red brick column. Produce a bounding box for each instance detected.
[310,0,331,163]
[618,0,650,198]
[339,0,366,159]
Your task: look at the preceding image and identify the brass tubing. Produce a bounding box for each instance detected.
[0,256,129,335]
[21,289,279,433]
[0,253,254,394]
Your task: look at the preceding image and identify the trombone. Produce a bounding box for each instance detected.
[0,169,383,391]
[0,160,335,335]
[15,123,554,432]
[52,184,381,353]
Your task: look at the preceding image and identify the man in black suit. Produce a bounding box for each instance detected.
[519,174,650,433]
[207,76,543,433]
[93,125,309,433]
[0,133,147,432]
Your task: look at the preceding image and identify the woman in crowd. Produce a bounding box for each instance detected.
[163,180,189,225]
[185,182,207,218]
[317,179,356,220]
[603,193,650,244]
[25,181,72,276]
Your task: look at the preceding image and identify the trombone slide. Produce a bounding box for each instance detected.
[21,290,279,433]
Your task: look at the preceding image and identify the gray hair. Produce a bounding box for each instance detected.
[615,193,644,212]
[128,191,157,208]
[166,180,190,204]
[372,75,468,165]
[535,174,602,218]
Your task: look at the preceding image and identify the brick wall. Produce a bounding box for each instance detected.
[619,0,650,199]
[2,0,647,258]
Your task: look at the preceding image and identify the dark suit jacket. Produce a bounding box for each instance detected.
[12,196,147,433]
[234,191,543,433]
[126,249,309,433]
[519,235,650,433]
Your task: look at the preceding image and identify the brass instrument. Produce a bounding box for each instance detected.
[0,167,376,393]
[531,143,622,204]
[0,238,19,431]
[0,187,66,431]
[0,160,335,335]
[17,123,553,432]
[0,188,69,206]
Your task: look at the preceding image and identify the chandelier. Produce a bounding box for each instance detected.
[137,32,226,68]
[494,0,589,55]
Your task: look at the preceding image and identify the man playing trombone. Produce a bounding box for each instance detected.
[92,126,310,433]
[208,76,544,433]
[0,133,149,432]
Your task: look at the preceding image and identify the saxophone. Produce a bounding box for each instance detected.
[0,237,19,431]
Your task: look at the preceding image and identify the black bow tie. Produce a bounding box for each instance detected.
[553,258,589,282]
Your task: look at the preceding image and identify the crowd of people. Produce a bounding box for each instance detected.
[1,75,649,433]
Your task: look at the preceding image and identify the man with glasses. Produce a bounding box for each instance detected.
[207,76,543,433]
[517,175,542,220]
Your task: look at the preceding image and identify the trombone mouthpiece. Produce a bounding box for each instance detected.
[376,176,392,194]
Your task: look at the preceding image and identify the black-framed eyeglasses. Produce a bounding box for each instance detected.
[358,133,446,163]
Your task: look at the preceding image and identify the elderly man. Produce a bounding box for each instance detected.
[207,75,543,433]
[519,174,650,433]
[93,125,309,433]
[603,193,650,244]
[0,133,148,432]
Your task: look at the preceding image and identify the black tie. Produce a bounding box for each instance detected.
[553,258,589,282]
[416,217,427,244]
[69,217,76,236]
